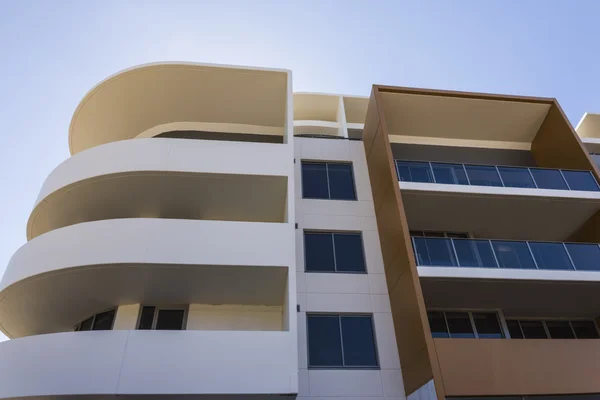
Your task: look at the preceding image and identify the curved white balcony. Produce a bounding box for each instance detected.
[0,330,298,398]
[28,137,292,239]
[1,218,293,338]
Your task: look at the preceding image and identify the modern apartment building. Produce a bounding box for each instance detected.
[1,62,600,400]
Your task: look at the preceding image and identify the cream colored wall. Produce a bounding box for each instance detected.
[186,304,283,331]
[113,304,141,330]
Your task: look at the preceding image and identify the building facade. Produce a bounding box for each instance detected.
[1,62,600,400]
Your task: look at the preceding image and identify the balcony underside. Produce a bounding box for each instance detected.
[401,183,600,241]
[0,331,298,399]
[1,219,293,337]
[421,275,600,317]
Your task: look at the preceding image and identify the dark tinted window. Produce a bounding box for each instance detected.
[464,165,503,187]
[571,321,599,339]
[520,320,548,339]
[305,232,365,273]
[565,243,600,271]
[307,315,344,367]
[431,163,468,185]
[453,239,498,268]
[307,314,378,368]
[302,163,329,199]
[92,309,115,330]
[498,167,536,188]
[546,321,575,339]
[412,237,457,267]
[138,306,156,330]
[304,232,335,272]
[301,162,356,200]
[446,312,475,338]
[328,164,357,200]
[340,316,378,367]
[472,312,504,338]
[561,170,600,191]
[333,233,366,272]
[506,320,524,339]
[529,168,568,190]
[396,161,433,183]
[427,311,449,338]
[78,316,93,331]
[491,241,536,269]
[156,309,185,330]
[529,242,574,270]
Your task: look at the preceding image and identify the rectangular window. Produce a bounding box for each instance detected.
[307,314,378,368]
[137,305,187,330]
[427,310,503,339]
[302,161,357,200]
[304,232,366,273]
[506,319,599,339]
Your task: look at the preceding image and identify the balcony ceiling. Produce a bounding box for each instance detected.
[293,93,339,122]
[29,171,287,239]
[422,277,600,318]
[69,62,289,154]
[401,185,600,241]
[379,89,552,145]
[576,112,600,139]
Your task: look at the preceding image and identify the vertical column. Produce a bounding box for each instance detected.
[362,86,445,400]
[337,96,349,138]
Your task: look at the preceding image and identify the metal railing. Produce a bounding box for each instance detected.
[395,160,600,192]
[412,237,600,271]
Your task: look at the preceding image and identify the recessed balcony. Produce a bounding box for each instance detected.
[396,160,600,241]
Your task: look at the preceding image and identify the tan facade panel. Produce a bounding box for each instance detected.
[362,86,444,399]
[436,338,600,396]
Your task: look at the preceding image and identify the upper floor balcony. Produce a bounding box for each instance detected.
[69,62,292,155]
[293,93,367,139]
[394,156,600,242]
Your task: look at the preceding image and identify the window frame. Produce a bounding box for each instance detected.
[427,309,505,339]
[301,161,357,201]
[306,313,380,370]
[136,305,189,330]
[505,318,600,339]
[74,308,116,331]
[303,230,367,274]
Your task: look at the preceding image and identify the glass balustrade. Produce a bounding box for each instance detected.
[412,237,600,271]
[396,160,600,192]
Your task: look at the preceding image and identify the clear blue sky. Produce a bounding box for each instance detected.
[1,1,600,341]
